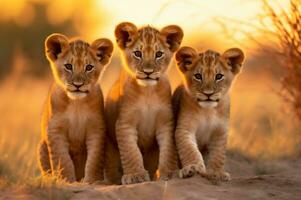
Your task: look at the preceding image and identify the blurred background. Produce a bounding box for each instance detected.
[0,0,300,183]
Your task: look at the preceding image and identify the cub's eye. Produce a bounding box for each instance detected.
[64,63,73,71]
[133,50,142,58]
[86,64,94,72]
[155,51,164,59]
[194,73,202,80]
[215,73,224,81]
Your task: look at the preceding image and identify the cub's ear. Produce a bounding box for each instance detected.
[115,22,138,49]
[222,48,244,74]
[175,46,198,72]
[160,25,183,52]
[91,38,114,65]
[45,33,69,62]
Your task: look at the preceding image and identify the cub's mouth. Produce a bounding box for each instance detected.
[196,98,219,108]
[68,89,89,94]
[197,98,219,102]
[136,77,159,81]
[136,76,159,87]
[66,89,89,100]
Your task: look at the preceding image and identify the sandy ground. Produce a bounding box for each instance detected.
[1,151,301,200]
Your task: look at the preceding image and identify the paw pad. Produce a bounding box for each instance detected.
[121,171,150,185]
[179,163,206,179]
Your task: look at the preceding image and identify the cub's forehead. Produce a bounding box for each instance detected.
[68,40,91,57]
[134,26,165,48]
[194,50,224,71]
[199,50,220,67]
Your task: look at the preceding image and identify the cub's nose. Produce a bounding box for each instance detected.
[203,91,214,98]
[72,81,84,88]
[143,68,154,76]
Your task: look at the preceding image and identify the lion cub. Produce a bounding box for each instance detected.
[173,47,244,182]
[38,33,113,183]
[105,22,183,184]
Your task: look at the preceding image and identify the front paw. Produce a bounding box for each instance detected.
[205,169,231,183]
[83,176,101,184]
[83,171,104,184]
[159,170,176,181]
[121,170,150,185]
[179,162,206,178]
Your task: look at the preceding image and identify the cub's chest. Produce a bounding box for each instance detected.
[195,112,225,146]
[133,94,165,147]
[136,95,162,129]
[64,103,91,145]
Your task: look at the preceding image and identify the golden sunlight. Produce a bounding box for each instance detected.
[99,0,290,43]
[0,0,291,45]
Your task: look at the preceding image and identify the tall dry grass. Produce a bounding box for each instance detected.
[229,71,301,159]
[261,0,301,121]
[0,76,49,182]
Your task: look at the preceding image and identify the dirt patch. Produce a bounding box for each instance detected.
[1,152,301,200]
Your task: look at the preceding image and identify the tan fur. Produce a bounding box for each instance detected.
[105,22,183,184]
[38,33,113,183]
[173,47,244,182]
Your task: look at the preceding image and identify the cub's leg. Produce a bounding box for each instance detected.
[116,117,150,185]
[156,109,178,180]
[38,140,51,175]
[104,139,122,184]
[83,118,105,183]
[205,128,230,182]
[47,124,76,182]
[71,152,86,181]
[176,119,206,178]
[144,146,159,180]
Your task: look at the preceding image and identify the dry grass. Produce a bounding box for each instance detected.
[261,0,301,120]
[0,76,49,183]
[229,71,301,159]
